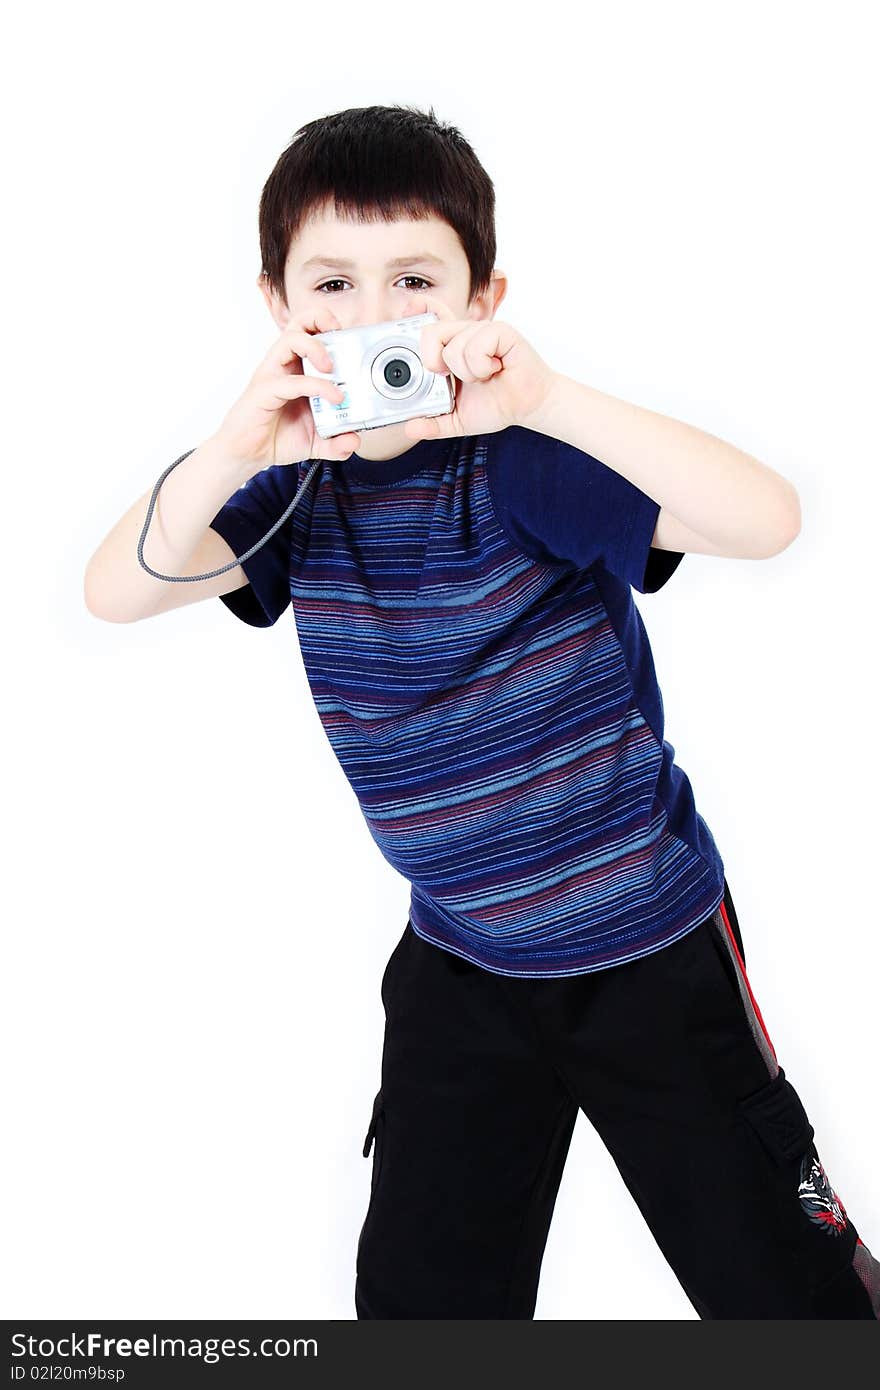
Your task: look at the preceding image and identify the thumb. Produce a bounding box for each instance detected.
[404,414,448,442]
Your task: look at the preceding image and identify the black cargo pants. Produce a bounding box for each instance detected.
[355,878,879,1319]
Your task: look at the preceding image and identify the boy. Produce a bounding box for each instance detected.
[84,104,879,1319]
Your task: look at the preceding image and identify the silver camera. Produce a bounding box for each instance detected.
[301,311,456,438]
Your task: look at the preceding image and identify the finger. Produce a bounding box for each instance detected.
[325,430,361,458]
[402,411,458,442]
[403,415,439,442]
[272,332,335,374]
[264,374,345,406]
[399,293,457,322]
[440,322,496,382]
[290,306,343,335]
[437,320,514,380]
[308,306,343,334]
[265,311,341,372]
[416,319,481,375]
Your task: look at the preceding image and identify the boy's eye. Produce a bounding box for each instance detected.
[315,275,433,294]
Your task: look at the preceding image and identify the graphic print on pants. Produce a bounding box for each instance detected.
[798,1153,849,1235]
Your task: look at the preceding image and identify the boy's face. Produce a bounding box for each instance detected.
[258,202,507,459]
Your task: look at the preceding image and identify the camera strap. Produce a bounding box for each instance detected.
[136,449,321,583]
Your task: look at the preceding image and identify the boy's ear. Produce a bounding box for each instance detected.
[257,272,290,329]
[471,269,508,319]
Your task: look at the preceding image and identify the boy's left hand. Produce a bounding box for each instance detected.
[398,295,557,441]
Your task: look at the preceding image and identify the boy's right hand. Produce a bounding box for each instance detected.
[211,307,361,476]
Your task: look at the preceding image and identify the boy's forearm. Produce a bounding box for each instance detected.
[526,372,801,556]
[83,436,254,622]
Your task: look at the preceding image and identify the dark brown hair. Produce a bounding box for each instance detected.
[258,104,496,308]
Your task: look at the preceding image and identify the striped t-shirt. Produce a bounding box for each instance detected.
[209,425,725,977]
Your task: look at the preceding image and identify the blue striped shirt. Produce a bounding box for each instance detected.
[209,426,725,976]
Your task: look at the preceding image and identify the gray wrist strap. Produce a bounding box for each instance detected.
[136,449,321,582]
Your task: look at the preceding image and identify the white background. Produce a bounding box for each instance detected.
[4,0,878,1321]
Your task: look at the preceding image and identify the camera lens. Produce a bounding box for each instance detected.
[370,343,423,400]
[383,358,411,388]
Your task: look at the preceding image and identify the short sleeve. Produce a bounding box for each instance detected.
[486,426,684,593]
[209,463,301,627]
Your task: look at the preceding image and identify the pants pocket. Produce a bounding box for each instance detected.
[356,1087,386,1267]
[737,1066,855,1247]
[736,1065,815,1167]
[362,1087,384,1163]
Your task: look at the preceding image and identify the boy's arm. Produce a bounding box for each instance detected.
[650,507,742,558]
[84,437,255,623]
[527,373,801,560]
[147,527,248,616]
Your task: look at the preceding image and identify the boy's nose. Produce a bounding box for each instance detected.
[355,306,390,329]
[353,297,415,330]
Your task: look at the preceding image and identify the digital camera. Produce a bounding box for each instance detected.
[301,311,456,438]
